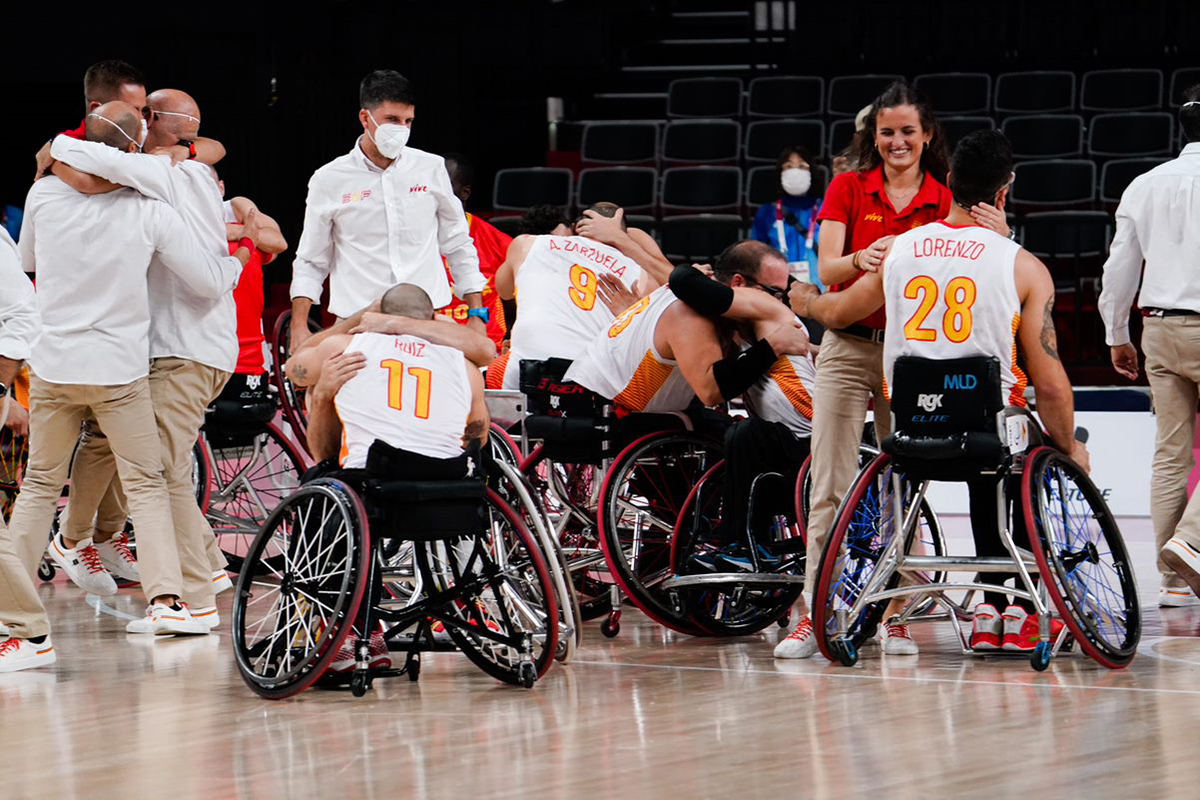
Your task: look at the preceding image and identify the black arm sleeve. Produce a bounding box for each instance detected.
[668,265,733,316]
[712,338,777,401]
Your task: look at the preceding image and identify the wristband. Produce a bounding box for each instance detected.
[711,339,777,402]
[466,307,490,324]
[236,237,254,253]
[669,264,733,316]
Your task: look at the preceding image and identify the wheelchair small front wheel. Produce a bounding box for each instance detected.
[831,638,858,667]
[1031,641,1052,672]
[37,559,55,582]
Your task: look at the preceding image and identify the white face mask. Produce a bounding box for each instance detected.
[139,117,149,146]
[366,110,410,159]
[781,167,812,196]
[88,113,142,152]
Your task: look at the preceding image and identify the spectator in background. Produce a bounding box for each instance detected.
[750,145,823,289]
[1099,85,1200,608]
[439,153,510,346]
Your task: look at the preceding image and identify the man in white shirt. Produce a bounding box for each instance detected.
[47,89,263,629]
[289,70,487,351]
[1099,85,1200,607]
[10,100,255,636]
[0,227,57,672]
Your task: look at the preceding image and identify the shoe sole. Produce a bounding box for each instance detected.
[1162,545,1200,598]
[0,652,56,673]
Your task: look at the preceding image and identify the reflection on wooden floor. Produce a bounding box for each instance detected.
[4,516,1200,800]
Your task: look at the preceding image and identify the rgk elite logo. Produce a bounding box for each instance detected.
[917,393,944,413]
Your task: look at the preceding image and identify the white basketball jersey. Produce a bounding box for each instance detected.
[503,235,644,389]
[334,332,472,467]
[882,222,1027,408]
[565,286,695,413]
[744,320,817,437]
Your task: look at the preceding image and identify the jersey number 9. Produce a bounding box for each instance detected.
[568,264,598,311]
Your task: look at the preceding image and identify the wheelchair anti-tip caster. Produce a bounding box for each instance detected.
[518,661,537,689]
[37,560,56,582]
[1030,641,1052,672]
[831,638,858,667]
[350,671,371,697]
[407,653,421,683]
[777,613,790,629]
[601,611,621,639]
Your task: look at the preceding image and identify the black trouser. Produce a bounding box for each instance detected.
[719,418,811,546]
[967,474,1035,613]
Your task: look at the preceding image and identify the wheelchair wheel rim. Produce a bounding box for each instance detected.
[1023,448,1140,668]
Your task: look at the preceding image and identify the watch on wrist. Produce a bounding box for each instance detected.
[178,139,197,159]
[466,307,490,324]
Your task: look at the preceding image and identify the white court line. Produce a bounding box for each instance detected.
[568,649,1200,697]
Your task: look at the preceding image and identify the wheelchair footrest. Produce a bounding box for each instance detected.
[384,632,459,653]
[662,573,807,590]
[897,555,1039,573]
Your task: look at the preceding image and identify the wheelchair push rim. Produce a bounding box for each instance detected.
[598,430,721,637]
[1022,447,1140,669]
[271,310,321,449]
[232,479,371,699]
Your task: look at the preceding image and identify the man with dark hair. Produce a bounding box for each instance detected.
[436,153,510,346]
[1100,84,1200,607]
[290,70,489,357]
[790,128,1085,659]
[518,204,572,236]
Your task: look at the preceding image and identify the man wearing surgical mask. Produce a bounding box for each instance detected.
[750,145,823,290]
[289,70,489,354]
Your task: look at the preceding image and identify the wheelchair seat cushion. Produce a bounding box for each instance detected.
[206,398,277,431]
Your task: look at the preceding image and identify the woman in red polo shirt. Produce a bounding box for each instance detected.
[777,82,953,660]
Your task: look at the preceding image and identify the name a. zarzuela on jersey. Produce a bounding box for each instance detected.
[548,238,630,277]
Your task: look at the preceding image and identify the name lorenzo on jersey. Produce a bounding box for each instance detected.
[912,236,987,261]
[548,238,630,278]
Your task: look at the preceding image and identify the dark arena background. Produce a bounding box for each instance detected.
[0,2,1198,799]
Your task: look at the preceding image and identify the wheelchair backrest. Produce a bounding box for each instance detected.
[890,355,1003,438]
[519,358,604,417]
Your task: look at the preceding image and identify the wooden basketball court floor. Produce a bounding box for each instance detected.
[4,516,1196,800]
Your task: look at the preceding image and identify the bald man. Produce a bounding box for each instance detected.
[49,89,261,628]
[13,101,252,635]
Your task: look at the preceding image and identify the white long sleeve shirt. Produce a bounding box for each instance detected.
[1099,142,1200,346]
[289,139,484,316]
[51,135,244,371]
[0,228,39,363]
[18,176,240,385]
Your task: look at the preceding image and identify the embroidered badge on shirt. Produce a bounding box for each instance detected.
[341,190,373,204]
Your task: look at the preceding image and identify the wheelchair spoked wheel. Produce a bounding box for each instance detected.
[232,479,372,700]
[271,310,321,448]
[488,457,583,663]
[0,427,28,524]
[794,444,880,542]
[206,422,308,575]
[671,460,803,637]
[813,453,934,663]
[488,423,522,467]
[1022,447,1140,669]
[414,489,559,686]
[598,431,722,636]
[192,439,211,513]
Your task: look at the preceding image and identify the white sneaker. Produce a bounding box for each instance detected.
[190,606,220,630]
[212,570,233,595]
[125,602,210,636]
[969,603,1003,650]
[774,616,818,659]
[48,534,117,596]
[0,637,56,672]
[880,616,919,655]
[94,532,140,583]
[1161,538,1200,598]
[1159,586,1200,607]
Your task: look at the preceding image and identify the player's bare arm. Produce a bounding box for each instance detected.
[351,313,497,366]
[462,363,490,449]
[494,235,535,301]
[304,349,367,461]
[796,270,885,330]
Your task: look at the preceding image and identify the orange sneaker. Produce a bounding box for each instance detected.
[1001,606,1064,652]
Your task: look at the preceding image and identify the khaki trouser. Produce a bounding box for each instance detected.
[805,331,892,597]
[62,418,129,541]
[8,375,182,601]
[0,517,50,638]
[61,359,230,608]
[1143,316,1200,588]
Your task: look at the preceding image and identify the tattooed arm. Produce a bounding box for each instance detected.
[462,362,490,450]
[1015,250,1089,471]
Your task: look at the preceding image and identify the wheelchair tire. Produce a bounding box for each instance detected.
[271,310,321,450]
[1022,447,1140,669]
[795,444,881,543]
[671,460,804,637]
[414,489,559,685]
[192,439,211,514]
[206,422,308,575]
[489,423,522,468]
[598,431,722,636]
[231,479,371,700]
[812,453,928,662]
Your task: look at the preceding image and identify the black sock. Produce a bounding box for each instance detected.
[27,635,46,644]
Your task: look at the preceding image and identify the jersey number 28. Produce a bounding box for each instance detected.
[902,275,976,344]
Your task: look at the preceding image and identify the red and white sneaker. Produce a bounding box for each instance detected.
[970,603,1003,650]
[1001,606,1064,651]
[331,630,392,672]
[774,615,818,659]
[48,533,117,596]
[94,532,140,583]
[0,637,56,672]
[880,616,919,655]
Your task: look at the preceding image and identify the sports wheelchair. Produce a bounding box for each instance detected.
[812,355,1139,671]
[270,310,323,450]
[232,440,559,699]
[496,358,725,638]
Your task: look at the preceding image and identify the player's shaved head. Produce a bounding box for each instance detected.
[85,101,141,150]
[381,284,435,319]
